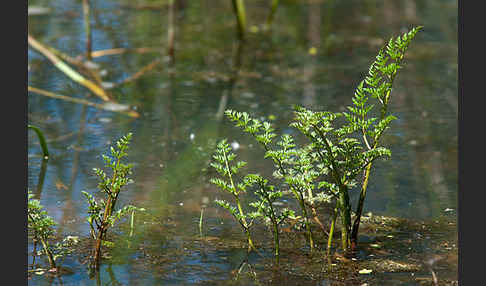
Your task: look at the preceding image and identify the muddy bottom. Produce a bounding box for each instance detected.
[29,207,457,285]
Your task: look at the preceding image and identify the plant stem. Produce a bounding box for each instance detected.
[199,207,204,237]
[93,154,122,269]
[129,210,135,237]
[351,163,372,248]
[327,206,338,256]
[32,238,37,268]
[29,213,56,269]
[222,146,256,252]
[167,0,175,64]
[338,185,351,250]
[265,0,279,29]
[235,195,256,251]
[297,191,314,251]
[28,124,49,159]
[231,0,246,40]
[82,0,92,60]
[273,219,280,264]
[28,34,111,101]
[28,86,140,118]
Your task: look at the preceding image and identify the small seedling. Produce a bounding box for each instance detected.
[28,192,78,272]
[245,174,295,264]
[225,111,317,251]
[28,192,57,270]
[82,133,145,269]
[211,139,257,252]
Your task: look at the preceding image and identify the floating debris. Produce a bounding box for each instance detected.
[101,82,115,89]
[28,6,51,16]
[101,102,130,112]
[359,269,373,274]
[98,117,112,123]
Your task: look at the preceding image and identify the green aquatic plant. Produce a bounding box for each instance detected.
[210,140,257,252]
[265,0,280,30]
[348,26,423,248]
[212,26,422,254]
[210,140,295,262]
[225,111,317,251]
[28,192,79,272]
[82,133,145,269]
[231,0,247,39]
[28,192,57,270]
[28,124,49,159]
[245,174,295,264]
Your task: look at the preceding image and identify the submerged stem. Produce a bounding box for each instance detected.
[327,206,338,256]
[297,191,314,251]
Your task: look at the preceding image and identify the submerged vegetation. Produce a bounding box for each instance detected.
[210,27,423,259]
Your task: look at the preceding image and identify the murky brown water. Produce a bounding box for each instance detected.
[28,0,457,284]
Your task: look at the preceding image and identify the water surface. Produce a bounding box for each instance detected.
[28,0,457,284]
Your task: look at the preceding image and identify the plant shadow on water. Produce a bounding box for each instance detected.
[28,0,457,285]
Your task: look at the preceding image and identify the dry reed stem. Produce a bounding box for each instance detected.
[28,34,111,101]
[28,86,139,118]
[90,47,158,58]
[114,59,161,88]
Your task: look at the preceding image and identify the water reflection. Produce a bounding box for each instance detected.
[28,0,457,284]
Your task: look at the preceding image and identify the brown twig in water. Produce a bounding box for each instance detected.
[28,86,139,118]
[82,0,92,60]
[113,59,161,88]
[90,47,158,58]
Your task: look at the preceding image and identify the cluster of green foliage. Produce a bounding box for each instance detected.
[210,27,422,260]
[82,133,145,269]
[28,192,79,271]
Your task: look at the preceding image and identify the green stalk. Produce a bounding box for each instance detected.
[338,186,351,250]
[167,0,175,60]
[222,146,256,252]
[327,206,338,256]
[231,0,246,40]
[199,207,204,237]
[129,210,135,237]
[82,0,92,60]
[235,195,256,251]
[258,143,314,252]
[265,0,279,29]
[297,191,314,251]
[39,236,56,269]
[28,124,49,159]
[264,189,280,263]
[314,125,352,251]
[351,44,404,247]
[272,219,280,264]
[93,155,122,269]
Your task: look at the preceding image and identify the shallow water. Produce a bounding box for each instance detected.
[28,0,457,284]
